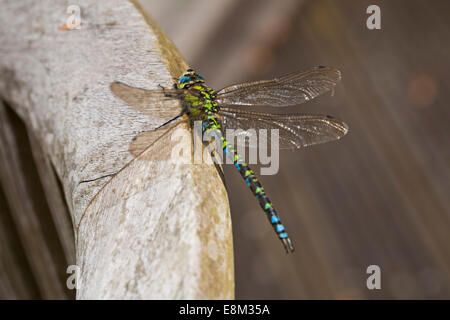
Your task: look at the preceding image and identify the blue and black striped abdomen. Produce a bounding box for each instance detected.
[226,142,294,252]
[217,126,294,252]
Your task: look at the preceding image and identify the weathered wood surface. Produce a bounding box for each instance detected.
[0,0,233,299]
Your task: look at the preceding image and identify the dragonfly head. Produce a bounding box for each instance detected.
[176,69,205,89]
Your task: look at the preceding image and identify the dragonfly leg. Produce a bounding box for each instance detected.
[154,111,186,130]
[158,84,180,99]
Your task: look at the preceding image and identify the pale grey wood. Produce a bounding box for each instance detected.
[0,0,233,299]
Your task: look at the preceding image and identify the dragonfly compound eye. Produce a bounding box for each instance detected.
[179,76,191,84]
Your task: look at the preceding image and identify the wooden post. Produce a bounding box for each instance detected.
[0,0,234,299]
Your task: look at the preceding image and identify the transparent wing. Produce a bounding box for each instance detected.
[130,120,190,159]
[110,81,183,119]
[217,107,348,150]
[215,66,341,107]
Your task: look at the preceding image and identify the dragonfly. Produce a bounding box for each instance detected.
[110,66,348,253]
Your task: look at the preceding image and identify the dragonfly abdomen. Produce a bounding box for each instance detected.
[221,135,295,253]
[201,111,294,253]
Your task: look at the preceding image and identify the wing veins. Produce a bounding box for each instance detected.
[215,66,341,107]
[218,107,348,149]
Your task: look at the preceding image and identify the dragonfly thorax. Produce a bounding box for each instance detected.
[176,69,219,115]
[176,68,205,89]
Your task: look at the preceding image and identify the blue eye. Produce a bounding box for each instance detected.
[180,76,190,83]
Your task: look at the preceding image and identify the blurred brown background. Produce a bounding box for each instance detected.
[140,0,450,299]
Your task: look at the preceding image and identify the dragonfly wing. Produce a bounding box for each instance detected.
[215,66,341,107]
[129,119,189,159]
[218,107,348,150]
[110,81,183,119]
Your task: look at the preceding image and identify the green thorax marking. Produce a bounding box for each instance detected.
[187,85,217,112]
[176,69,218,116]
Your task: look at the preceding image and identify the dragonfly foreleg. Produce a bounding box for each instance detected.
[154,110,186,130]
[158,84,181,99]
